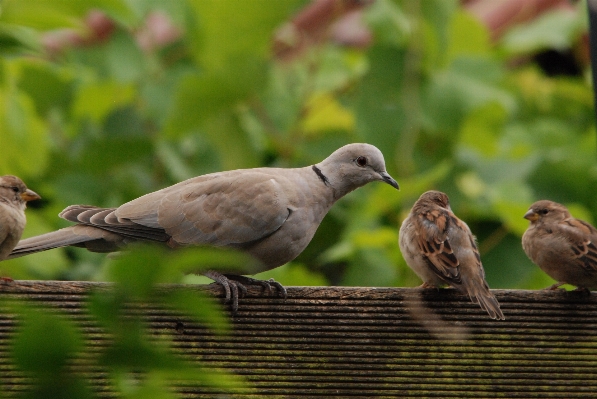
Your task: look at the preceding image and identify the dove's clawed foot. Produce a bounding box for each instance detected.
[203,270,287,314]
[223,274,288,300]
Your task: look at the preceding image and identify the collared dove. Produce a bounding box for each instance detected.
[0,175,40,261]
[8,143,398,310]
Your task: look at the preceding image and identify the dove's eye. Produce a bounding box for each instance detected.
[355,156,367,167]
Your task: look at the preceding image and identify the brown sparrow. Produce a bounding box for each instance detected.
[522,200,597,291]
[399,191,504,320]
[0,175,40,261]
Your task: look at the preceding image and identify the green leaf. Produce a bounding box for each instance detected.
[165,0,300,136]
[0,1,87,30]
[18,62,74,115]
[354,45,406,158]
[0,71,49,176]
[501,9,585,54]
[105,245,183,299]
[254,263,329,287]
[0,23,41,55]
[72,79,135,123]
[459,101,507,157]
[301,92,355,134]
[169,246,263,276]
[12,306,82,373]
[164,289,231,334]
[187,0,299,70]
[342,248,397,287]
[421,0,458,60]
[365,0,411,47]
[479,234,539,289]
[106,30,145,83]
[489,181,534,236]
[446,10,490,59]
[314,47,368,92]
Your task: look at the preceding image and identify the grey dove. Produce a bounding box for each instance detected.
[0,175,40,262]
[9,143,398,310]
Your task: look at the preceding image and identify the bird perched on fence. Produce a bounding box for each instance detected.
[8,143,398,311]
[522,200,597,292]
[0,175,40,262]
[399,190,504,320]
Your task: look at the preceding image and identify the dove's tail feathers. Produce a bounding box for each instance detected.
[8,225,128,259]
[8,205,172,260]
[464,280,505,320]
[60,205,170,242]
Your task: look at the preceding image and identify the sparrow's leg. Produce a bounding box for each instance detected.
[544,282,565,290]
[419,282,438,289]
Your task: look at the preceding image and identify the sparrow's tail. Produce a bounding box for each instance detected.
[464,279,505,320]
[8,225,127,259]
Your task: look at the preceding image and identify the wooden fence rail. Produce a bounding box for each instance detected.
[1,281,597,398]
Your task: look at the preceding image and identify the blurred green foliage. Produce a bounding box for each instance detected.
[6,246,249,398]
[0,0,596,395]
[1,0,592,290]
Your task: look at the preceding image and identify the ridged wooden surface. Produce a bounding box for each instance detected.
[1,281,597,398]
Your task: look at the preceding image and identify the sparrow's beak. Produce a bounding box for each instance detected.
[379,171,399,190]
[21,189,41,202]
[523,209,539,222]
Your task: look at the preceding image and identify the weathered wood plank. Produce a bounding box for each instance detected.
[1,281,597,398]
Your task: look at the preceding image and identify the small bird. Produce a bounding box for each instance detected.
[0,175,41,261]
[9,144,398,311]
[522,200,597,292]
[399,190,504,320]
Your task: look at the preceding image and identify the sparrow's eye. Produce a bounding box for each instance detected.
[540,209,549,215]
[11,187,19,193]
[355,156,367,167]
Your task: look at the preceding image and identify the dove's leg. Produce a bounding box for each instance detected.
[223,274,288,299]
[203,270,247,314]
[544,282,565,290]
[203,271,287,313]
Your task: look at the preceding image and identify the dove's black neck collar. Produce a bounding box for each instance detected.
[312,165,330,186]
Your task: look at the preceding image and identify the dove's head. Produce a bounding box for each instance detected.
[0,175,40,210]
[316,143,398,197]
[524,200,571,225]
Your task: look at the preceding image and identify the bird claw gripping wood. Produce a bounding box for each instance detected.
[242,276,288,299]
[223,274,288,305]
[204,271,287,314]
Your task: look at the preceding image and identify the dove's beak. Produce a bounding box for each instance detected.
[379,172,399,190]
[21,189,41,202]
[523,209,539,222]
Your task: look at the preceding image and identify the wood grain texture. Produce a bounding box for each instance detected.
[1,281,597,398]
